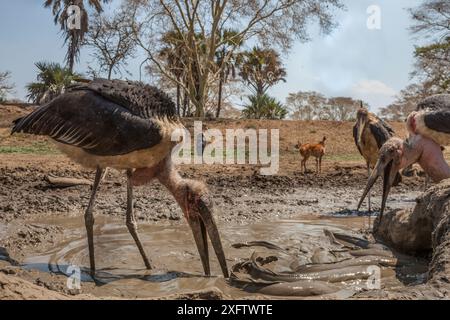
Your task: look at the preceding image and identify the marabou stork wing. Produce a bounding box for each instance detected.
[416,109,450,146]
[369,120,394,149]
[67,78,177,119]
[417,94,450,111]
[378,117,395,136]
[12,90,166,156]
[423,110,450,134]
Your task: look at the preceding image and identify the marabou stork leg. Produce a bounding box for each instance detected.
[126,169,152,269]
[424,174,431,191]
[100,168,109,182]
[85,167,104,276]
[367,163,372,230]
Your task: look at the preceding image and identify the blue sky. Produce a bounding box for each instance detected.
[0,0,421,112]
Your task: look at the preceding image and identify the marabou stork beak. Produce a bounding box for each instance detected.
[356,116,366,147]
[357,138,404,220]
[188,195,229,278]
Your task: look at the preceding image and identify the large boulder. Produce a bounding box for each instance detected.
[374,179,450,256]
[370,179,450,297]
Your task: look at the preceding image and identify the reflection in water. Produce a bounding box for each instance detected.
[22,215,427,299]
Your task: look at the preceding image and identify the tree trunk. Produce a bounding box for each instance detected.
[194,100,205,118]
[193,79,205,118]
[216,72,224,118]
[107,67,113,80]
[182,90,188,117]
[256,84,265,98]
[176,83,181,116]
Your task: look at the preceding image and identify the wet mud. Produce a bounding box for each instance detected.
[0,161,431,299]
[1,213,427,299]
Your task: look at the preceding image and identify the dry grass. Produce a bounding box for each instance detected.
[1,104,447,175]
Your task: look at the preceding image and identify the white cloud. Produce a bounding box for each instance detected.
[350,80,398,111]
[351,80,397,96]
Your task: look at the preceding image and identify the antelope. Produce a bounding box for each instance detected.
[295,137,326,174]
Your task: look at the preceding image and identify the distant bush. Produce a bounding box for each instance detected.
[242,94,287,120]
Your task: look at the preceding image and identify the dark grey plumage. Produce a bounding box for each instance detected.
[352,110,395,156]
[10,79,229,278]
[423,110,450,134]
[370,119,395,149]
[12,79,177,156]
[417,94,450,111]
[68,79,177,119]
[415,94,450,140]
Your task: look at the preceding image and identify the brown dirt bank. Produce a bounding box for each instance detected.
[355,179,450,299]
[0,154,424,225]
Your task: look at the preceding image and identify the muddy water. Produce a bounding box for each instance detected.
[21,215,426,299]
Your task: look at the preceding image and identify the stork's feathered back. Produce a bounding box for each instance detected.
[417,94,450,111]
[412,94,450,146]
[68,79,177,119]
[12,79,179,156]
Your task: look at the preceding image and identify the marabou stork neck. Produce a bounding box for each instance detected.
[358,94,450,221]
[11,79,229,278]
[353,104,400,227]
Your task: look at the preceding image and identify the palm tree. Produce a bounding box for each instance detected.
[242,94,287,120]
[44,0,110,71]
[238,47,287,98]
[26,62,81,104]
[214,29,243,118]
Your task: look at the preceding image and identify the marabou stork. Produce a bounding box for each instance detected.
[353,106,401,226]
[358,94,450,221]
[11,79,229,278]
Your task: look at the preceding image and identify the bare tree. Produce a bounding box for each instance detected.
[379,83,429,121]
[409,0,450,40]
[324,97,359,121]
[85,8,137,80]
[381,0,450,119]
[215,29,243,118]
[409,0,450,92]
[287,92,365,121]
[286,91,326,120]
[0,71,14,102]
[127,0,344,117]
[147,55,244,118]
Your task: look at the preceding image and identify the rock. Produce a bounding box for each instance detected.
[359,178,450,298]
[374,178,450,255]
